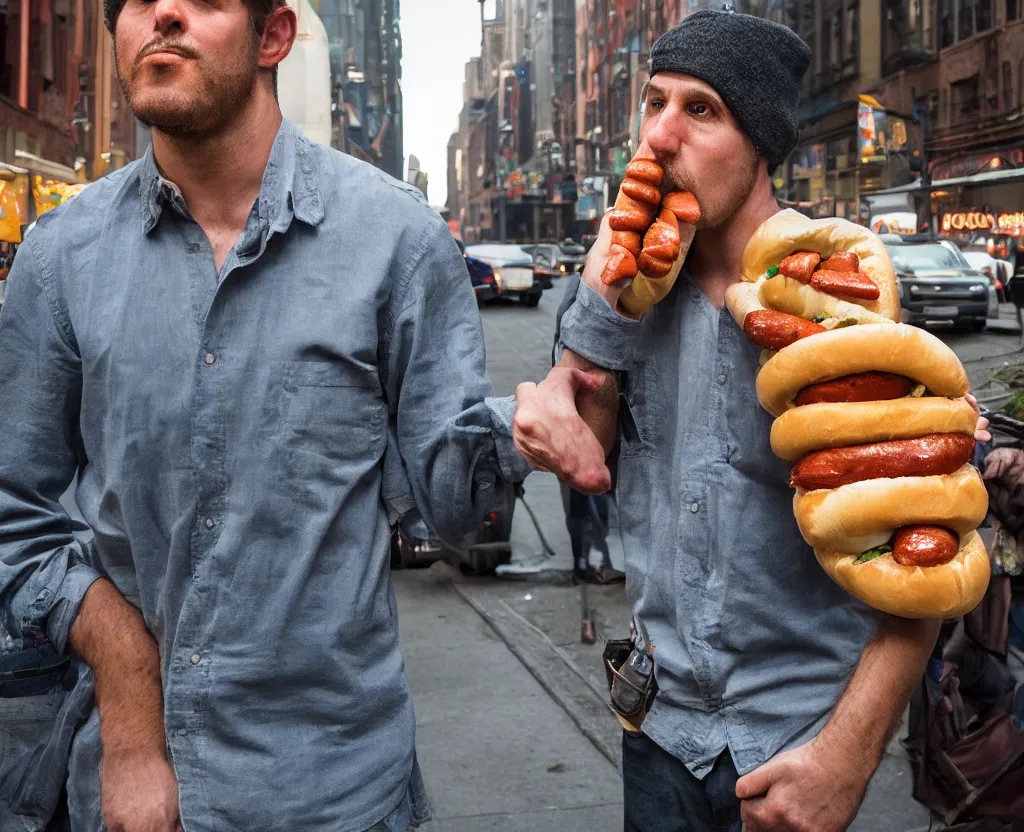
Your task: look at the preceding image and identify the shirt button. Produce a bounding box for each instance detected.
[176,728,188,737]
[204,353,216,365]
[690,502,699,513]
[717,374,727,385]
[190,653,201,665]
[204,517,215,529]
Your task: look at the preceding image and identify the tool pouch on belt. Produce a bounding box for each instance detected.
[603,635,658,735]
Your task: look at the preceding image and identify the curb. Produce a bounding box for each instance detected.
[452,581,623,770]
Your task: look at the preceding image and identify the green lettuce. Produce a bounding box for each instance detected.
[855,545,892,564]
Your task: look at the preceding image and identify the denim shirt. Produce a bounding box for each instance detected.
[558,264,879,779]
[0,120,529,831]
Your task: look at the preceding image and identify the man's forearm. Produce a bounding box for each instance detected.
[69,578,166,759]
[818,615,939,773]
[558,348,619,457]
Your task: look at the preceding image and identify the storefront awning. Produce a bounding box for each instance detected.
[13,150,78,183]
[868,165,1024,195]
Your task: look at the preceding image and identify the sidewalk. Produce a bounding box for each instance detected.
[395,566,623,832]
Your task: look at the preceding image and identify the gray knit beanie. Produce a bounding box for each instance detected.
[648,9,811,166]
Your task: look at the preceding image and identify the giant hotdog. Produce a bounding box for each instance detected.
[597,147,701,319]
[724,210,990,619]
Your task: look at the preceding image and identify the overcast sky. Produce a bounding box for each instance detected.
[400,1,486,207]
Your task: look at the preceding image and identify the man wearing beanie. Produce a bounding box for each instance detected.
[516,9,959,831]
[0,0,615,829]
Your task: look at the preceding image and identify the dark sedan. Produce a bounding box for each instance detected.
[885,240,993,332]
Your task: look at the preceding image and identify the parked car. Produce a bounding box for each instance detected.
[455,238,501,304]
[525,240,588,287]
[961,248,1012,304]
[465,243,544,307]
[883,237,994,331]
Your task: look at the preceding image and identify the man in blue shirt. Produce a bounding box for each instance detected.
[0,0,609,829]
[515,10,990,832]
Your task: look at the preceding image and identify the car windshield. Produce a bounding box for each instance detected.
[465,245,532,262]
[886,244,971,272]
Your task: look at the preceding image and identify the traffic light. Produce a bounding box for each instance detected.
[78,61,90,95]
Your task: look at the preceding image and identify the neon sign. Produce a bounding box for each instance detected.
[942,211,1024,235]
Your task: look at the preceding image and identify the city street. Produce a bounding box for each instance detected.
[400,277,1024,832]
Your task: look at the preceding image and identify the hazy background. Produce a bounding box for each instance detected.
[401,1,492,207]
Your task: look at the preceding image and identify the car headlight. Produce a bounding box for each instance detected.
[559,264,567,273]
[968,284,985,293]
[909,284,919,294]
[493,269,502,286]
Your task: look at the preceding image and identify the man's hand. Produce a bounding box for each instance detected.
[580,211,632,310]
[514,363,614,494]
[735,735,870,832]
[965,392,991,442]
[101,751,182,832]
[69,579,180,832]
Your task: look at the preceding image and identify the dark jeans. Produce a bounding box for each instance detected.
[622,731,742,832]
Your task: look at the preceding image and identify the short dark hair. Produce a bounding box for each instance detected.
[243,0,286,36]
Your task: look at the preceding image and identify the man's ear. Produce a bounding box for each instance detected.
[259,5,297,70]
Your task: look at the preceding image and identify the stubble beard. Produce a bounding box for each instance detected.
[116,40,260,140]
[663,155,759,230]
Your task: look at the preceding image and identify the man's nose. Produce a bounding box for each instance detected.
[152,0,188,34]
[643,111,681,159]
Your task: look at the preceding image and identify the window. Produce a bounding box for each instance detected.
[831,11,842,66]
[939,0,955,48]
[1004,61,1013,111]
[951,75,981,123]
[1010,0,1020,20]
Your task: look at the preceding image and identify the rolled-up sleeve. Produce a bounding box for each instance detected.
[382,218,531,547]
[557,280,642,371]
[0,240,98,652]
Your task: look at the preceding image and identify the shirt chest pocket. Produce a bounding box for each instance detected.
[277,361,388,490]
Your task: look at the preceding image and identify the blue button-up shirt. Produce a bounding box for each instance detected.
[558,259,879,779]
[0,120,529,831]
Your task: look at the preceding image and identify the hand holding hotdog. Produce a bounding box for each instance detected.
[581,145,700,319]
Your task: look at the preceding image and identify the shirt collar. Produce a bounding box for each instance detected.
[139,119,326,235]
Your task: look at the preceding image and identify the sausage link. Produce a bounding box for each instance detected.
[819,251,860,273]
[625,159,664,187]
[637,251,673,277]
[610,231,642,258]
[794,371,916,406]
[892,526,960,567]
[608,195,656,232]
[809,269,881,300]
[620,176,662,207]
[662,191,701,225]
[742,310,826,350]
[600,244,639,286]
[790,433,975,490]
[640,208,681,262]
[779,251,821,282]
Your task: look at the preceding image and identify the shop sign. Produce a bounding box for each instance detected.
[931,148,1024,181]
[941,211,1024,235]
[858,101,887,164]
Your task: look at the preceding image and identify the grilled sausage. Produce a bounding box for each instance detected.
[625,159,664,186]
[789,433,976,490]
[892,526,960,567]
[640,208,681,262]
[742,310,827,350]
[819,251,860,273]
[610,230,642,258]
[809,269,881,300]
[600,245,639,286]
[779,251,821,282]
[794,372,916,406]
[620,177,662,206]
[662,191,701,225]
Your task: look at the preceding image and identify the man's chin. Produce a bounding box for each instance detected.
[129,94,209,137]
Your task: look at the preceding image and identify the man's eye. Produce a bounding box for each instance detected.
[688,103,710,116]
[648,100,665,112]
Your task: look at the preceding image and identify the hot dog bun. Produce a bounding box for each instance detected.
[815,530,989,619]
[725,210,990,619]
[770,397,979,461]
[755,323,969,417]
[741,210,901,321]
[793,463,989,554]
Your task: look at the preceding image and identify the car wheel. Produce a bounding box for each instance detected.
[970,319,987,333]
[524,293,541,308]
